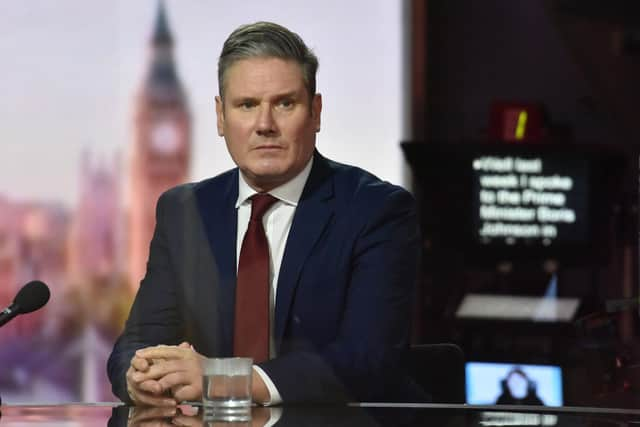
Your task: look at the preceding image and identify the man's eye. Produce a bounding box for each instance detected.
[278,99,294,109]
[239,101,255,109]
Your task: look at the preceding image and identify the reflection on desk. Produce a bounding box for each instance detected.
[0,403,639,426]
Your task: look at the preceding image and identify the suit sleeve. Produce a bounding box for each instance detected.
[258,186,425,403]
[106,191,184,403]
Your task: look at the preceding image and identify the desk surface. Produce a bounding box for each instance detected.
[1,403,639,426]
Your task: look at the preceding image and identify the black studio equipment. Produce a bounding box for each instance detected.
[574,296,640,334]
[0,280,50,405]
[0,280,50,328]
[574,295,640,403]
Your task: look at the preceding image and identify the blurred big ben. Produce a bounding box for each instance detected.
[129,1,191,293]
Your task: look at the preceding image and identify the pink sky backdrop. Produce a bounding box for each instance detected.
[0,1,405,207]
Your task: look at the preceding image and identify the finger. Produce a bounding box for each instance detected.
[138,379,164,395]
[133,359,188,382]
[157,370,191,391]
[137,346,192,361]
[176,405,199,417]
[136,363,201,396]
[172,384,201,403]
[159,370,203,402]
[129,405,177,422]
[136,421,174,427]
[127,366,155,393]
[129,388,177,407]
[171,414,202,427]
[151,358,167,366]
[131,355,151,372]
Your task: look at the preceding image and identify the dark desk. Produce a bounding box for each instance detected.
[1,403,639,426]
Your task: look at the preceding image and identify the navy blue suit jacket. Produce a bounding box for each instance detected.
[107,151,425,403]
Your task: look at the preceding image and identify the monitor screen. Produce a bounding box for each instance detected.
[472,153,589,246]
[466,361,563,406]
[402,142,628,265]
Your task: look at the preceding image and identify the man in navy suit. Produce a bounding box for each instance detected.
[107,21,423,406]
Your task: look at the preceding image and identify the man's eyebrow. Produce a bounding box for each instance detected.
[273,91,299,99]
[229,95,258,101]
[229,90,301,102]
[226,96,258,106]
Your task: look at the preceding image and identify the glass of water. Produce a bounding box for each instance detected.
[202,357,253,418]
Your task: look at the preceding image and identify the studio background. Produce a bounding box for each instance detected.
[0,0,406,402]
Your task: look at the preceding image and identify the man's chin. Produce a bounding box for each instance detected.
[244,168,290,191]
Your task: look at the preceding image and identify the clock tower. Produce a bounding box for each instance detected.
[128,1,191,292]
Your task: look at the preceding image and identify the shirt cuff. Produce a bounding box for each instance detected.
[264,407,283,427]
[253,365,283,405]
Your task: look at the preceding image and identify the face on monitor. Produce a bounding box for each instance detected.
[466,362,563,406]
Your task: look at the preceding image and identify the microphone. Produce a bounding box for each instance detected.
[0,280,50,328]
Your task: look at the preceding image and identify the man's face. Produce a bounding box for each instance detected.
[215,57,322,192]
[507,372,528,399]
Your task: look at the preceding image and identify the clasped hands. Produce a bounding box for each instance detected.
[126,342,204,406]
[126,342,270,406]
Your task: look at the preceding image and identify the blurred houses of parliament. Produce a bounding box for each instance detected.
[0,1,190,394]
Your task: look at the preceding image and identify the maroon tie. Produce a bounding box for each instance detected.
[234,193,278,363]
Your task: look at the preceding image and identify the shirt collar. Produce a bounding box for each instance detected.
[235,156,314,208]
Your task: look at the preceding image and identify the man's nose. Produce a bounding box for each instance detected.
[256,105,277,136]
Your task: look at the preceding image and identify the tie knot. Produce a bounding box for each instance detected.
[250,193,278,221]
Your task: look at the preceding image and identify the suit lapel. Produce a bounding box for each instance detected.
[274,154,335,349]
[195,171,238,356]
[177,189,221,356]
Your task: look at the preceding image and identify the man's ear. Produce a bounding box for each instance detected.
[312,93,322,132]
[215,96,225,136]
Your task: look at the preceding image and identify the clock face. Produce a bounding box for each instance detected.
[150,120,180,155]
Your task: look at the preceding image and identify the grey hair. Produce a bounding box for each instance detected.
[218,21,319,100]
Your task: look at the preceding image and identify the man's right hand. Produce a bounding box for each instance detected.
[126,352,177,407]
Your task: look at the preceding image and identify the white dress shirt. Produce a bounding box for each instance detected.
[235,156,313,406]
